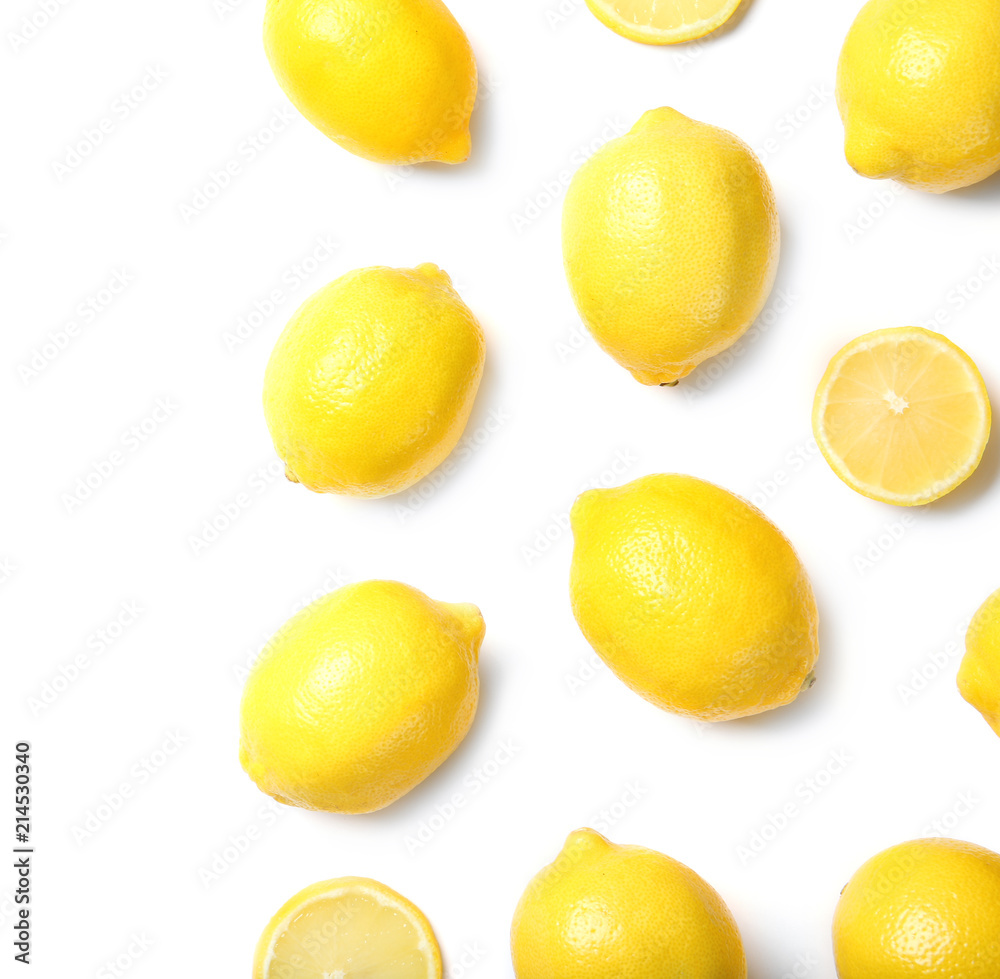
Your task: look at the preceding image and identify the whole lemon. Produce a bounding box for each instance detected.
[511,828,746,979]
[263,0,477,165]
[263,264,485,498]
[837,0,1000,192]
[239,580,484,814]
[562,108,779,386]
[834,838,1000,978]
[570,473,818,721]
[958,588,1000,737]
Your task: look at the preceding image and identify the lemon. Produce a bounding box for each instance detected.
[562,107,779,386]
[239,580,484,814]
[837,0,1000,192]
[585,0,744,45]
[263,264,485,498]
[959,588,1000,737]
[570,473,818,721]
[834,838,1000,978]
[812,327,991,506]
[253,876,442,979]
[511,828,746,979]
[263,0,477,165]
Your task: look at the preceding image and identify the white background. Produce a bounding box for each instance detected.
[5,0,1000,975]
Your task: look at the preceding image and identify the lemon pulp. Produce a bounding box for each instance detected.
[813,327,990,505]
[254,878,442,979]
[585,0,744,44]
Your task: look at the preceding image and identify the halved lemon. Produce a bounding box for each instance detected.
[584,0,745,45]
[252,877,443,979]
[813,327,991,506]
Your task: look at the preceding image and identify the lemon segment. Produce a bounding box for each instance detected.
[585,0,744,44]
[813,327,991,506]
[253,877,442,979]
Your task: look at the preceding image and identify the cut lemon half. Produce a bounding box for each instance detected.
[584,0,744,44]
[813,327,991,506]
[252,877,443,979]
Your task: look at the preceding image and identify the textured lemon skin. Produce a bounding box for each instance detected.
[837,0,1000,192]
[834,838,1000,978]
[812,327,991,507]
[511,829,746,979]
[562,107,779,385]
[959,589,1000,737]
[239,580,484,814]
[263,264,485,499]
[253,876,443,979]
[584,0,744,45]
[263,0,476,164]
[570,474,818,721]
